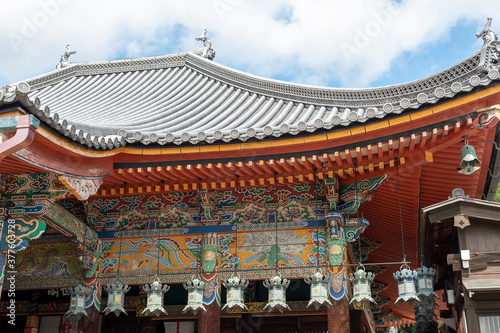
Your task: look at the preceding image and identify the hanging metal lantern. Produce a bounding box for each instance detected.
[304,271,332,310]
[142,280,170,316]
[183,277,206,314]
[263,275,290,313]
[64,284,90,319]
[221,276,249,312]
[103,281,130,316]
[394,265,420,305]
[458,142,480,175]
[416,266,437,297]
[349,265,376,306]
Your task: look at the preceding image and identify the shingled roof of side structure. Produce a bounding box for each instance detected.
[0,37,499,150]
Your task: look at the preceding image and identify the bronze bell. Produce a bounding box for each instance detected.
[458,143,480,175]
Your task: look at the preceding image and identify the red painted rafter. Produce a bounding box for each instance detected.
[86,115,498,196]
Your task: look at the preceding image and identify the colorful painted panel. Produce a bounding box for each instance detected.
[5,173,67,194]
[101,236,199,277]
[43,202,97,244]
[15,241,82,278]
[237,229,310,269]
[100,226,325,282]
[63,184,321,231]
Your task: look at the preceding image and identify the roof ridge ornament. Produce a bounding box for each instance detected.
[476,17,500,73]
[195,29,215,61]
[0,82,30,103]
[57,44,76,69]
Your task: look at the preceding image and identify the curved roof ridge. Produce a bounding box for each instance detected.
[17,48,482,97]
[24,52,191,91]
[185,52,483,106]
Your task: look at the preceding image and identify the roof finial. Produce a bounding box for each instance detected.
[57,44,76,69]
[476,17,498,46]
[195,29,215,61]
[476,17,500,72]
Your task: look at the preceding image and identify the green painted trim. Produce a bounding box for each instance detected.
[0,117,18,133]
[0,115,40,133]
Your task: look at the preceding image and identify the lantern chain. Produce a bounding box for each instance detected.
[274,172,279,275]
[395,157,408,268]
[116,182,126,281]
[313,170,320,271]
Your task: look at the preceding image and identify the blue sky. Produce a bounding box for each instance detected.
[0,1,499,89]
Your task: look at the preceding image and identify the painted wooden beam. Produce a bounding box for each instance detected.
[0,115,39,162]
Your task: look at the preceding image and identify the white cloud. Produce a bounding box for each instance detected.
[0,0,499,88]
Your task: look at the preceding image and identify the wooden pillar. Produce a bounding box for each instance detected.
[349,309,363,333]
[198,301,220,333]
[327,297,350,333]
[463,293,479,333]
[25,315,40,333]
[139,316,156,333]
[78,305,100,333]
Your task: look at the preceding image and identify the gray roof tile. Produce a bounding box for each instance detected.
[0,49,499,150]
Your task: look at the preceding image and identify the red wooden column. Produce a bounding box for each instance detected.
[24,315,39,333]
[198,301,221,333]
[79,305,100,333]
[327,296,350,333]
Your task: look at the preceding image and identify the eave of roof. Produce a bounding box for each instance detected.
[422,194,500,223]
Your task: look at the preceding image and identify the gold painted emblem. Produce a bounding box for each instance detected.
[115,296,121,302]
[329,245,342,255]
[400,285,405,292]
[190,294,195,300]
[228,292,232,298]
[203,251,215,261]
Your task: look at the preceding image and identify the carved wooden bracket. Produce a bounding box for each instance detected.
[58,175,103,201]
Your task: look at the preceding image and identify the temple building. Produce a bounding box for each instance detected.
[1,20,500,333]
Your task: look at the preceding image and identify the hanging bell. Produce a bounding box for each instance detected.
[416,266,437,297]
[304,271,332,310]
[183,277,207,314]
[349,265,376,306]
[458,142,480,175]
[263,275,290,313]
[103,281,130,316]
[222,276,249,312]
[142,280,170,316]
[394,265,420,305]
[64,284,91,319]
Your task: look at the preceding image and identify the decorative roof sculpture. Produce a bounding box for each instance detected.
[195,29,215,60]
[57,44,77,69]
[477,17,498,46]
[476,17,500,72]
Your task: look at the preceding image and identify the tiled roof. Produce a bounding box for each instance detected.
[1,47,499,150]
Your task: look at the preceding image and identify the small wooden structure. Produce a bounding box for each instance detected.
[422,188,500,332]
